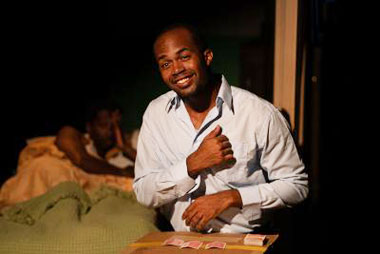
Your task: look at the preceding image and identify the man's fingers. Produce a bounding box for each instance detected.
[196,216,210,231]
[222,148,234,156]
[221,141,232,149]
[217,135,229,143]
[189,213,203,229]
[205,125,222,139]
[225,156,237,166]
[185,209,199,226]
[182,203,195,220]
[224,154,236,160]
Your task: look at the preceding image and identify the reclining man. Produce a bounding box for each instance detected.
[0,101,137,209]
[133,24,308,233]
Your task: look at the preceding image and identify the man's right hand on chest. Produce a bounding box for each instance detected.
[186,125,236,178]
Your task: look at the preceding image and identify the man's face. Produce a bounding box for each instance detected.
[87,110,115,152]
[154,28,213,99]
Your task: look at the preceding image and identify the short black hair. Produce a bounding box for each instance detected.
[153,23,209,53]
[84,99,122,123]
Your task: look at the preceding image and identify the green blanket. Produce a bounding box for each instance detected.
[0,182,158,254]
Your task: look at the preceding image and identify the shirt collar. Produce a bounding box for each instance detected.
[166,74,234,113]
[217,75,234,113]
[165,95,180,113]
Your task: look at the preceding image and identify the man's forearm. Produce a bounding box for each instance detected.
[134,159,197,208]
[77,154,132,176]
[186,152,204,178]
[225,189,243,208]
[182,189,243,231]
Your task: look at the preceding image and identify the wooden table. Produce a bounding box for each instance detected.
[121,231,279,254]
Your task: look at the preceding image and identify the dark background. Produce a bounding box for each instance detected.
[1,0,366,253]
[2,0,275,180]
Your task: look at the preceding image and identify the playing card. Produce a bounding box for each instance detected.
[245,234,266,240]
[162,237,185,247]
[180,240,203,249]
[205,241,226,249]
[244,234,267,246]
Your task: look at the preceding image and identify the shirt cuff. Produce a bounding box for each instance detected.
[237,185,262,221]
[168,159,192,181]
[237,185,261,206]
[168,159,196,197]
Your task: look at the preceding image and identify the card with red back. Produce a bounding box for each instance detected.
[205,241,226,249]
[180,240,203,249]
[162,237,185,247]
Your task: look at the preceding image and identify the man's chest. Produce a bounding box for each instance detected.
[153,113,264,183]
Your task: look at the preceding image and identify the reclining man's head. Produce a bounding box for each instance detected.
[85,101,121,156]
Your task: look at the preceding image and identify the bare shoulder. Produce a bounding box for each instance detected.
[57,125,79,134]
[56,126,84,147]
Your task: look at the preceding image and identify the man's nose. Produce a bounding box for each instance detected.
[172,60,185,76]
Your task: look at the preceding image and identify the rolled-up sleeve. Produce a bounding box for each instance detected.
[237,109,308,220]
[133,107,196,208]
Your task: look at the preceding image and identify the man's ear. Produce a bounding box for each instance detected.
[203,49,213,67]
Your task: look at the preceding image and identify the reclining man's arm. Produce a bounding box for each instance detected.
[55,126,133,177]
[111,109,137,161]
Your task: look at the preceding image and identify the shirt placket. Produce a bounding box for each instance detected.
[189,99,224,200]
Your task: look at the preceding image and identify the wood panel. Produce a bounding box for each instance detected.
[273,0,299,131]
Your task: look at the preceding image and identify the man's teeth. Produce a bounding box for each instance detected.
[177,77,189,84]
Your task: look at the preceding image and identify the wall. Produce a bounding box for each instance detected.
[105,1,270,131]
[106,35,248,132]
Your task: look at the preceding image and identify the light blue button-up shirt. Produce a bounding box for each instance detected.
[134,75,308,232]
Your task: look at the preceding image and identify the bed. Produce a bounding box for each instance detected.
[0,181,158,254]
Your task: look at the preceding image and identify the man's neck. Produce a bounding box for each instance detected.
[184,74,221,111]
[183,74,221,129]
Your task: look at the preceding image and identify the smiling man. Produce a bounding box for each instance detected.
[133,24,308,233]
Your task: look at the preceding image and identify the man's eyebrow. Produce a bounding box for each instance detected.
[177,48,191,54]
[157,48,191,61]
[157,54,167,61]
